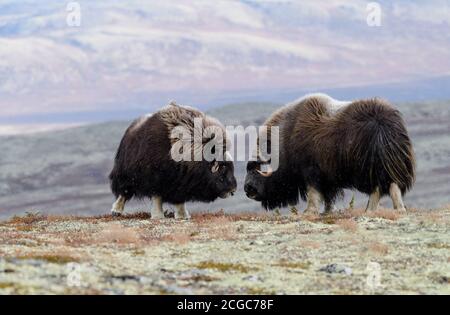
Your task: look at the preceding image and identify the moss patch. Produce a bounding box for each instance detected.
[13,254,80,264]
[272,261,311,269]
[194,261,257,273]
[246,287,276,295]
[0,282,16,289]
[427,242,450,250]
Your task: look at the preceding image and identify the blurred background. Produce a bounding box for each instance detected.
[0,0,449,218]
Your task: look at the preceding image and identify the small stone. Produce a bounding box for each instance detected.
[243,275,261,282]
[319,264,352,275]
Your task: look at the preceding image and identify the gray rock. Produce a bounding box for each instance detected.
[319,264,352,275]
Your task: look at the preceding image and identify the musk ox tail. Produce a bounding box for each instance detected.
[342,99,416,195]
[109,135,135,201]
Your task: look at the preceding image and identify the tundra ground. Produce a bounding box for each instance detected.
[0,208,449,295]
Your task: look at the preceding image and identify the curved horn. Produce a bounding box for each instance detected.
[257,164,273,177]
[211,161,220,173]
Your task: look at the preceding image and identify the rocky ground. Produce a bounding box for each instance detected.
[0,207,449,295]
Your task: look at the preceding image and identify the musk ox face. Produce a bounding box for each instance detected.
[244,160,274,201]
[209,160,237,199]
[245,154,300,209]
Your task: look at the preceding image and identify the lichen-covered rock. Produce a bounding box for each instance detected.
[0,209,449,295]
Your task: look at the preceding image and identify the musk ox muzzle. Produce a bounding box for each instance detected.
[244,177,262,201]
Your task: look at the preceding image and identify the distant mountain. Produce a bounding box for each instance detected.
[3,74,450,129]
[0,100,449,219]
[1,1,449,119]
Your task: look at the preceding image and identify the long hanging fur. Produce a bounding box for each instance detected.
[249,94,415,209]
[109,102,236,205]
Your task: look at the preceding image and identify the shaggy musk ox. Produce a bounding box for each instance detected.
[244,93,415,213]
[109,102,237,219]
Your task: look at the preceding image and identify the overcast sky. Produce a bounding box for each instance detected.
[0,0,449,119]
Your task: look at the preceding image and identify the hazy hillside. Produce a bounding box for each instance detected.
[0,100,449,219]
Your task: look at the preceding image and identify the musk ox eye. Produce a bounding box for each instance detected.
[256,164,273,177]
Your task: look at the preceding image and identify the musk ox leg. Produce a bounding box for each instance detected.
[151,196,165,219]
[175,203,191,220]
[324,201,335,214]
[365,187,380,211]
[111,195,126,216]
[390,183,407,212]
[303,186,321,215]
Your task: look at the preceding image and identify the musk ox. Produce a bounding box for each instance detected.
[244,93,415,213]
[109,102,237,219]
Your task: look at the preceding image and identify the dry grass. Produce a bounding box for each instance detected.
[12,250,81,264]
[93,212,151,221]
[194,261,257,273]
[367,209,402,221]
[346,209,366,217]
[162,232,191,244]
[14,225,34,232]
[192,214,237,241]
[336,219,358,232]
[367,242,389,255]
[206,216,236,240]
[96,223,141,244]
[246,287,276,295]
[427,242,450,250]
[7,212,47,225]
[418,210,450,226]
[0,283,16,289]
[298,240,321,249]
[272,260,311,269]
[191,210,272,223]
[4,212,153,227]
[191,210,228,222]
[301,208,404,224]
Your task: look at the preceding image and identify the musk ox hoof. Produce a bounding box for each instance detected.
[303,208,320,215]
[175,214,191,220]
[111,211,122,217]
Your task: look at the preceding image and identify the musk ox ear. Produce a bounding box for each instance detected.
[211,161,220,173]
[257,164,273,177]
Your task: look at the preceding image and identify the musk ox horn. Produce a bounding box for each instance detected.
[211,161,220,173]
[257,164,273,177]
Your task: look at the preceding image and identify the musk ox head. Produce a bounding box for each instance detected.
[243,106,301,210]
[177,154,236,202]
[164,103,237,202]
[244,160,273,201]
[208,156,237,199]
[244,157,300,210]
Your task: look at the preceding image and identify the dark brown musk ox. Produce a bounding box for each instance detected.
[109,102,237,219]
[244,93,415,213]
